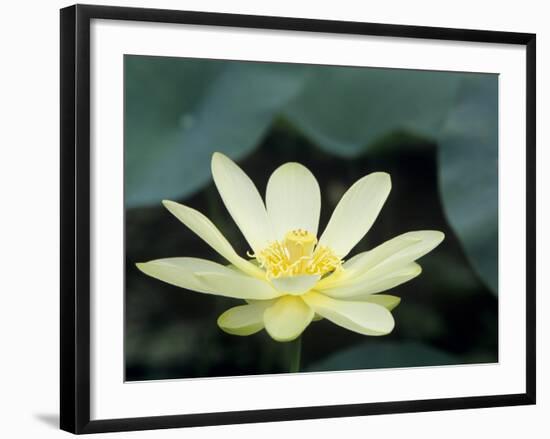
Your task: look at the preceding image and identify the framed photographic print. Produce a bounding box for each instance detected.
[60,4,536,434]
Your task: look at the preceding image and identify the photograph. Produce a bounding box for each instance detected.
[124,55,499,381]
[0,0,541,436]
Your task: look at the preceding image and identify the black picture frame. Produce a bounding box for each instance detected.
[60,4,536,434]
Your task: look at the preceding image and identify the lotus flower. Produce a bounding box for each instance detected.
[137,153,444,342]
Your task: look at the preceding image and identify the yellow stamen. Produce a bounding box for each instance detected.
[252,229,342,280]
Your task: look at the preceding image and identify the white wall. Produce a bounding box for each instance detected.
[0,0,547,437]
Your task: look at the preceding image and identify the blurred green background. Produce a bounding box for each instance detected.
[124,55,498,381]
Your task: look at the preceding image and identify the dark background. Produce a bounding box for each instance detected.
[124,56,498,381]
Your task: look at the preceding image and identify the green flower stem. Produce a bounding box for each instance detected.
[288,336,302,373]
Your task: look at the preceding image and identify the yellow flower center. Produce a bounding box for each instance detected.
[253,229,342,280]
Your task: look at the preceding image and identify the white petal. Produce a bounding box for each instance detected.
[263,296,314,342]
[162,200,263,279]
[318,230,443,289]
[363,294,401,311]
[211,152,273,254]
[318,172,391,258]
[345,230,443,276]
[136,257,281,300]
[270,274,320,295]
[320,263,422,299]
[266,162,321,239]
[195,272,282,300]
[302,291,394,336]
[217,300,275,336]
